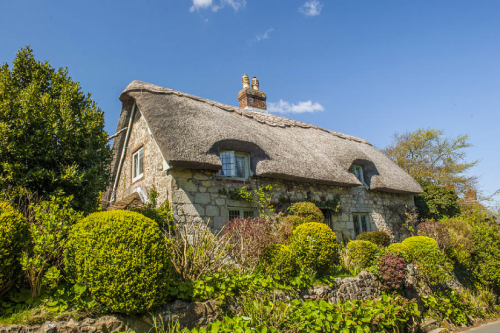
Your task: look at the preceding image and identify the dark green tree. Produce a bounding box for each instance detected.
[415,184,461,221]
[0,47,112,213]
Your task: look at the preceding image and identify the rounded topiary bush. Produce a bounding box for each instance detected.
[401,236,453,285]
[65,210,172,314]
[259,244,298,280]
[356,231,391,247]
[386,243,410,261]
[285,202,324,227]
[290,222,337,272]
[345,240,381,269]
[0,201,29,299]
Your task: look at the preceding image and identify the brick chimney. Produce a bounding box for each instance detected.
[238,74,267,112]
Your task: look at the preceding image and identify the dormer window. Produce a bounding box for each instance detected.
[218,151,250,180]
[132,147,144,183]
[349,165,366,185]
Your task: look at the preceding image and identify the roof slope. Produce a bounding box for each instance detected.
[113,81,422,194]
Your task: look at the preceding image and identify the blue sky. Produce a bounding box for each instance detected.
[1,0,499,203]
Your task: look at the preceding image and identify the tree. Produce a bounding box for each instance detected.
[414,184,460,221]
[381,128,478,195]
[0,47,112,213]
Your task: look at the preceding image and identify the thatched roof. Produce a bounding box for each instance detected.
[112,81,422,195]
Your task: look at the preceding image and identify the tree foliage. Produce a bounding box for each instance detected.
[415,184,461,221]
[0,47,112,213]
[381,128,478,194]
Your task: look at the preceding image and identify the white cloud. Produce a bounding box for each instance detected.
[268,99,324,114]
[190,0,212,12]
[299,0,323,17]
[190,0,246,12]
[255,27,274,42]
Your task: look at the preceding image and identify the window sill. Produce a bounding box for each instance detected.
[131,175,144,185]
[217,178,251,184]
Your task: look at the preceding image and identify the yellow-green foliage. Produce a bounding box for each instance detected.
[356,231,391,247]
[402,236,453,285]
[285,202,324,227]
[290,222,337,272]
[0,201,29,299]
[386,243,410,261]
[346,240,381,269]
[259,244,298,280]
[65,210,172,314]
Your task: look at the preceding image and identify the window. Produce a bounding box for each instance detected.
[353,213,370,237]
[228,208,255,221]
[349,165,364,184]
[132,147,144,182]
[320,208,334,230]
[218,151,250,180]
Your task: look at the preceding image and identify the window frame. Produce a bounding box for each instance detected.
[132,147,144,183]
[217,150,251,181]
[352,213,370,237]
[349,164,368,188]
[227,207,256,221]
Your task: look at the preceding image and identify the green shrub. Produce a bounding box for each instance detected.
[415,184,460,221]
[386,243,410,261]
[356,231,391,247]
[345,240,381,269]
[284,202,324,227]
[290,222,336,273]
[471,223,500,294]
[402,236,453,285]
[259,244,298,280]
[0,201,29,299]
[65,210,172,314]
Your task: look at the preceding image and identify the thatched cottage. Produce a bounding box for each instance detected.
[108,77,422,241]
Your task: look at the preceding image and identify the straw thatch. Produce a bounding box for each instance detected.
[111,81,422,195]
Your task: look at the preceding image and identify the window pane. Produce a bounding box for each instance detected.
[353,215,360,236]
[355,167,362,181]
[133,153,138,178]
[220,152,234,176]
[138,149,144,175]
[235,156,246,178]
[243,210,254,218]
[360,215,368,232]
[229,210,240,221]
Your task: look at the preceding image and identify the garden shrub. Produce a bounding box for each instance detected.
[224,217,271,273]
[386,243,410,260]
[284,202,324,227]
[65,210,172,314]
[259,244,298,280]
[0,201,29,299]
[290,222,336,273]
[345,240,381,270]
[471,223,500,294]
[402,236,453,285]
[415,184,460,221]
[356,230,391,247]
[417,221,450,252]
[378,254,407,291]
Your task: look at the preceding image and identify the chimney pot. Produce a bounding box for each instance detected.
[251,77,259,91]
[238,74,267,112]
[242,74,250,89]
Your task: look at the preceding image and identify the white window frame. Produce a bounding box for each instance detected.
[218,150,251,180]
[350,164,368,188]
[132,147,144,183]
[227,207,256,221]
[353,213,371,237]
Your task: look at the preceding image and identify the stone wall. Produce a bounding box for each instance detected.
[114,109,415,241]
[300,271,381,303]
[167,169,415,241]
